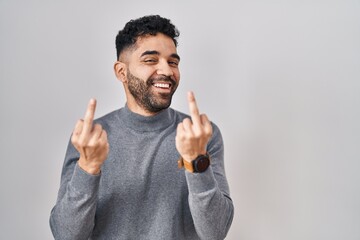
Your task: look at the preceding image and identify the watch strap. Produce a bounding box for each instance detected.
[178,157,195,173]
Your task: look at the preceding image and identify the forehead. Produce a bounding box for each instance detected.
[132,33,177,57]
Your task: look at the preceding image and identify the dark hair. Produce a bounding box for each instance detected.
[115,15,180,60]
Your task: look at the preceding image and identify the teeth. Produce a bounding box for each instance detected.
[153,83,170,88]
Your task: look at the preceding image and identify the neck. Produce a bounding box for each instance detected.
[119,104,174,132]
[126,101,159,117]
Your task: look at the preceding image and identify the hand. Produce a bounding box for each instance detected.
[176,91,213,162]
[71,99,109,175]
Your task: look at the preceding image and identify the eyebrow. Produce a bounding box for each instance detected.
[140,50,181,61]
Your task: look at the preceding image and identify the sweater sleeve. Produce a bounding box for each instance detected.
[185,123,234,240]
[49,140,100,240]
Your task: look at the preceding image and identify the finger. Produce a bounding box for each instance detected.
[95,128,108,145]
[82,98,97,134]
[100,129,108,143]
[182,118,193,133]
[187,91,201,127]
[177,122,184,132]
[176,122,185,138]
[73,119,84,136]
[71,119,84,144]
[91,123,103,139]
[200,114,213,136]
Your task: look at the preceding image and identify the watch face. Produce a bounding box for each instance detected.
[194,156,210,172]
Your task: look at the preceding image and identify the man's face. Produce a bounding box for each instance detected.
[122,33,180,114]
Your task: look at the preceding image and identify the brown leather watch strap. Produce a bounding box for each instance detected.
[177,157,195,173]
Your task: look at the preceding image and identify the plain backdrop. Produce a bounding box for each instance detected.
[1,0,359,239]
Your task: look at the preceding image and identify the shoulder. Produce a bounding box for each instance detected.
[170,108,189,122]
[94,108,123,128]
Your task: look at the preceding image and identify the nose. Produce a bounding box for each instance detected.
[156,59,173,77]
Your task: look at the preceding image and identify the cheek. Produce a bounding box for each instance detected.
[174,70,180,82]
[132,67,155,81]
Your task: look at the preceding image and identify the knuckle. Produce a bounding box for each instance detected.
[180,134,187,141]
[182,118,191,125]
[71,138,78,146]
[205,127,212,135]
[194,129,204,138]
[102,129,108,137]
[94,123,103,130]
[77,136,87,144]
[87,142,96,148]
[176,133,185,141]
[188,134,198,142]
[85,117,93,125]
[71,136,82,145]
[98,138,105,146]
[71,134,77,141]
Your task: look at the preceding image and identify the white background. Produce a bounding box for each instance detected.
[1,0,359,239]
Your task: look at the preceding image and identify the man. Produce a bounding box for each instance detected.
[50,15,234,239]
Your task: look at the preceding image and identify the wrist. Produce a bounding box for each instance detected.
[178,153,211,173]
[78,158,101,175]
[182,150,207,163]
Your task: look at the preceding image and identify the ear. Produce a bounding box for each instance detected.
[114,61,127,83]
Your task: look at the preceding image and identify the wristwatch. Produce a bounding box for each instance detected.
[178,153,211,173]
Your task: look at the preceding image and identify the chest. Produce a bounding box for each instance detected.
[98,127,187,203]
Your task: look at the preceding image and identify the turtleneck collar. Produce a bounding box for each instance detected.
[117,104,175,132]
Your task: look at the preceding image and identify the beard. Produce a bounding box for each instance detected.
[127,68,178,114]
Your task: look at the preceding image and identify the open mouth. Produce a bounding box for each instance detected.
[152,82,172,89]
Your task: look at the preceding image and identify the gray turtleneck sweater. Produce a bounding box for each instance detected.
[50,106,234,240]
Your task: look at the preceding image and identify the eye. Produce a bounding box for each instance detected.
[168,60,179,66]
[143,58,157,64]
